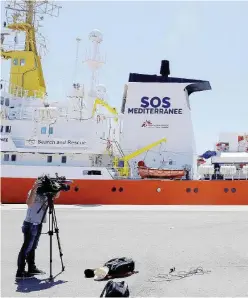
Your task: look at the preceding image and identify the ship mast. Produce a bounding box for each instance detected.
[1,0,61,98]
[83,29,106,98]
[73,37,81,88]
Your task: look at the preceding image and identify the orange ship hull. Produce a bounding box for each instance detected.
[1,177,247,205]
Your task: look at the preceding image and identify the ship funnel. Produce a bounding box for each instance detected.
[160,60,170,77]
[120,59,212,175]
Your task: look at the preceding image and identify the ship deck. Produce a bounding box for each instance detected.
[1,205,248,297]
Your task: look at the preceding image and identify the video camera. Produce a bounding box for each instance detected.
[36,173,72,196]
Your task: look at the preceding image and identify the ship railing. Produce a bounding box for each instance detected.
[0,79,46,99]
[197,165,248,180]
[1,41,25,52]
[108,165,248,180]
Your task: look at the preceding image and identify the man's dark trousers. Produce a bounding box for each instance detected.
[17,221,43,273]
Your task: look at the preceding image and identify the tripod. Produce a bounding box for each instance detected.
[39,193,65,281]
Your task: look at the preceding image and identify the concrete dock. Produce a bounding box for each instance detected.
[1,205,248,297]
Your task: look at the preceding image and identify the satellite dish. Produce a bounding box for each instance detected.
[89,29,103,43]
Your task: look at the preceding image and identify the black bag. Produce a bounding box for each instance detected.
[104,257,135,276]
[100,280,130,297]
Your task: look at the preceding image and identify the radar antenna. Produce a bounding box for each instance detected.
[3,0,61,56]
[1,0,62,98]
[83,29,106,97]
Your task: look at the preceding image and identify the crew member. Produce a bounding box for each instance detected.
[16,179,60,280]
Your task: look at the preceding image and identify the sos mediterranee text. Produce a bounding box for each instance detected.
[127,96,183,115]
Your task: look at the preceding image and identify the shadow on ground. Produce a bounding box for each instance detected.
[15,277,68,293]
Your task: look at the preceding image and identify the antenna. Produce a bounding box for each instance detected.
[4,1,61,25]
[3,0,62,56]
[73,37,81,90]
[82,29,106,97]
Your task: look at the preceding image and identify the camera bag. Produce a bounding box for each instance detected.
[103,257,135,276]
[100,280,130,297]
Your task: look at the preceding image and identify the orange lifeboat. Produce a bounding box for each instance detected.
[137,161,186,179]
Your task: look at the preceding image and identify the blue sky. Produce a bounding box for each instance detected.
[1,0,248,154]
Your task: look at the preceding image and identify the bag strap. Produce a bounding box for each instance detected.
[100,281,113,297]
[100,283,107,297]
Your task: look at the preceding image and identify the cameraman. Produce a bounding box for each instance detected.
[16,179,60,280]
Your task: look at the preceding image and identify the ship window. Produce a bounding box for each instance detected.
[83,170,102,175]
[11,154,16,161]
[41,127,46,134]
[13,58,18,65]
[61,156,67,163]
[1,97,4,105]
[5,126,11,133]
[1,125,3,132]
[47,156,52,163]
[5,98,9,106]
[4,154,9,161]
[20,59,25,66]
[49,126,54,134]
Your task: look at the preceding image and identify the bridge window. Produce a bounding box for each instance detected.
[1,125,3,132]
[61,156,67,163]
[13,58,18,65]
[1,97,4,105]
[20,59,25,66]
[4,154,9,161]
[47,156,52,163]
[11,154,16,161]
[5,98,9,106]
[41,127,46,134]
[5,126,11,133]
[49,126,54,134]
[83,170,102,175]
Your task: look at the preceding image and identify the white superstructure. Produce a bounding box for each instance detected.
[1,29,122,179]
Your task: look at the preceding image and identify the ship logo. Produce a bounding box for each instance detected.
[26,138,36,146]
[141,120,169,129]
[141,120,152,127]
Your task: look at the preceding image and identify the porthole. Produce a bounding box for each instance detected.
[224,188,229,193]
[194,188,199,193]
[231,188,236,193]
[186,188,191,193]
[112,187,116,192]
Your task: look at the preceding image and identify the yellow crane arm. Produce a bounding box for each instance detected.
[92,98,118,122]
[113,137,167,177]
[121,138,166,162]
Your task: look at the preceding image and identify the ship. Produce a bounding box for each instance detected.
[1,1,248,206]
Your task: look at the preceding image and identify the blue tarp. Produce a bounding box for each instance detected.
[200,150,217,159]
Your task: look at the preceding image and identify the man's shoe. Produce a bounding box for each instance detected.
[15,271,33,281]
[28,266,46,275]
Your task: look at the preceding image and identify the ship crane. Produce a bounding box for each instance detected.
[113,138,167,177]
[92,98,118,122]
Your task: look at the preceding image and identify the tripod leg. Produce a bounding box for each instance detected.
[52,207,65,272]
[49,206,54,281]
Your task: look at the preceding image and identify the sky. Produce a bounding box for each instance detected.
[1,0,248,154]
